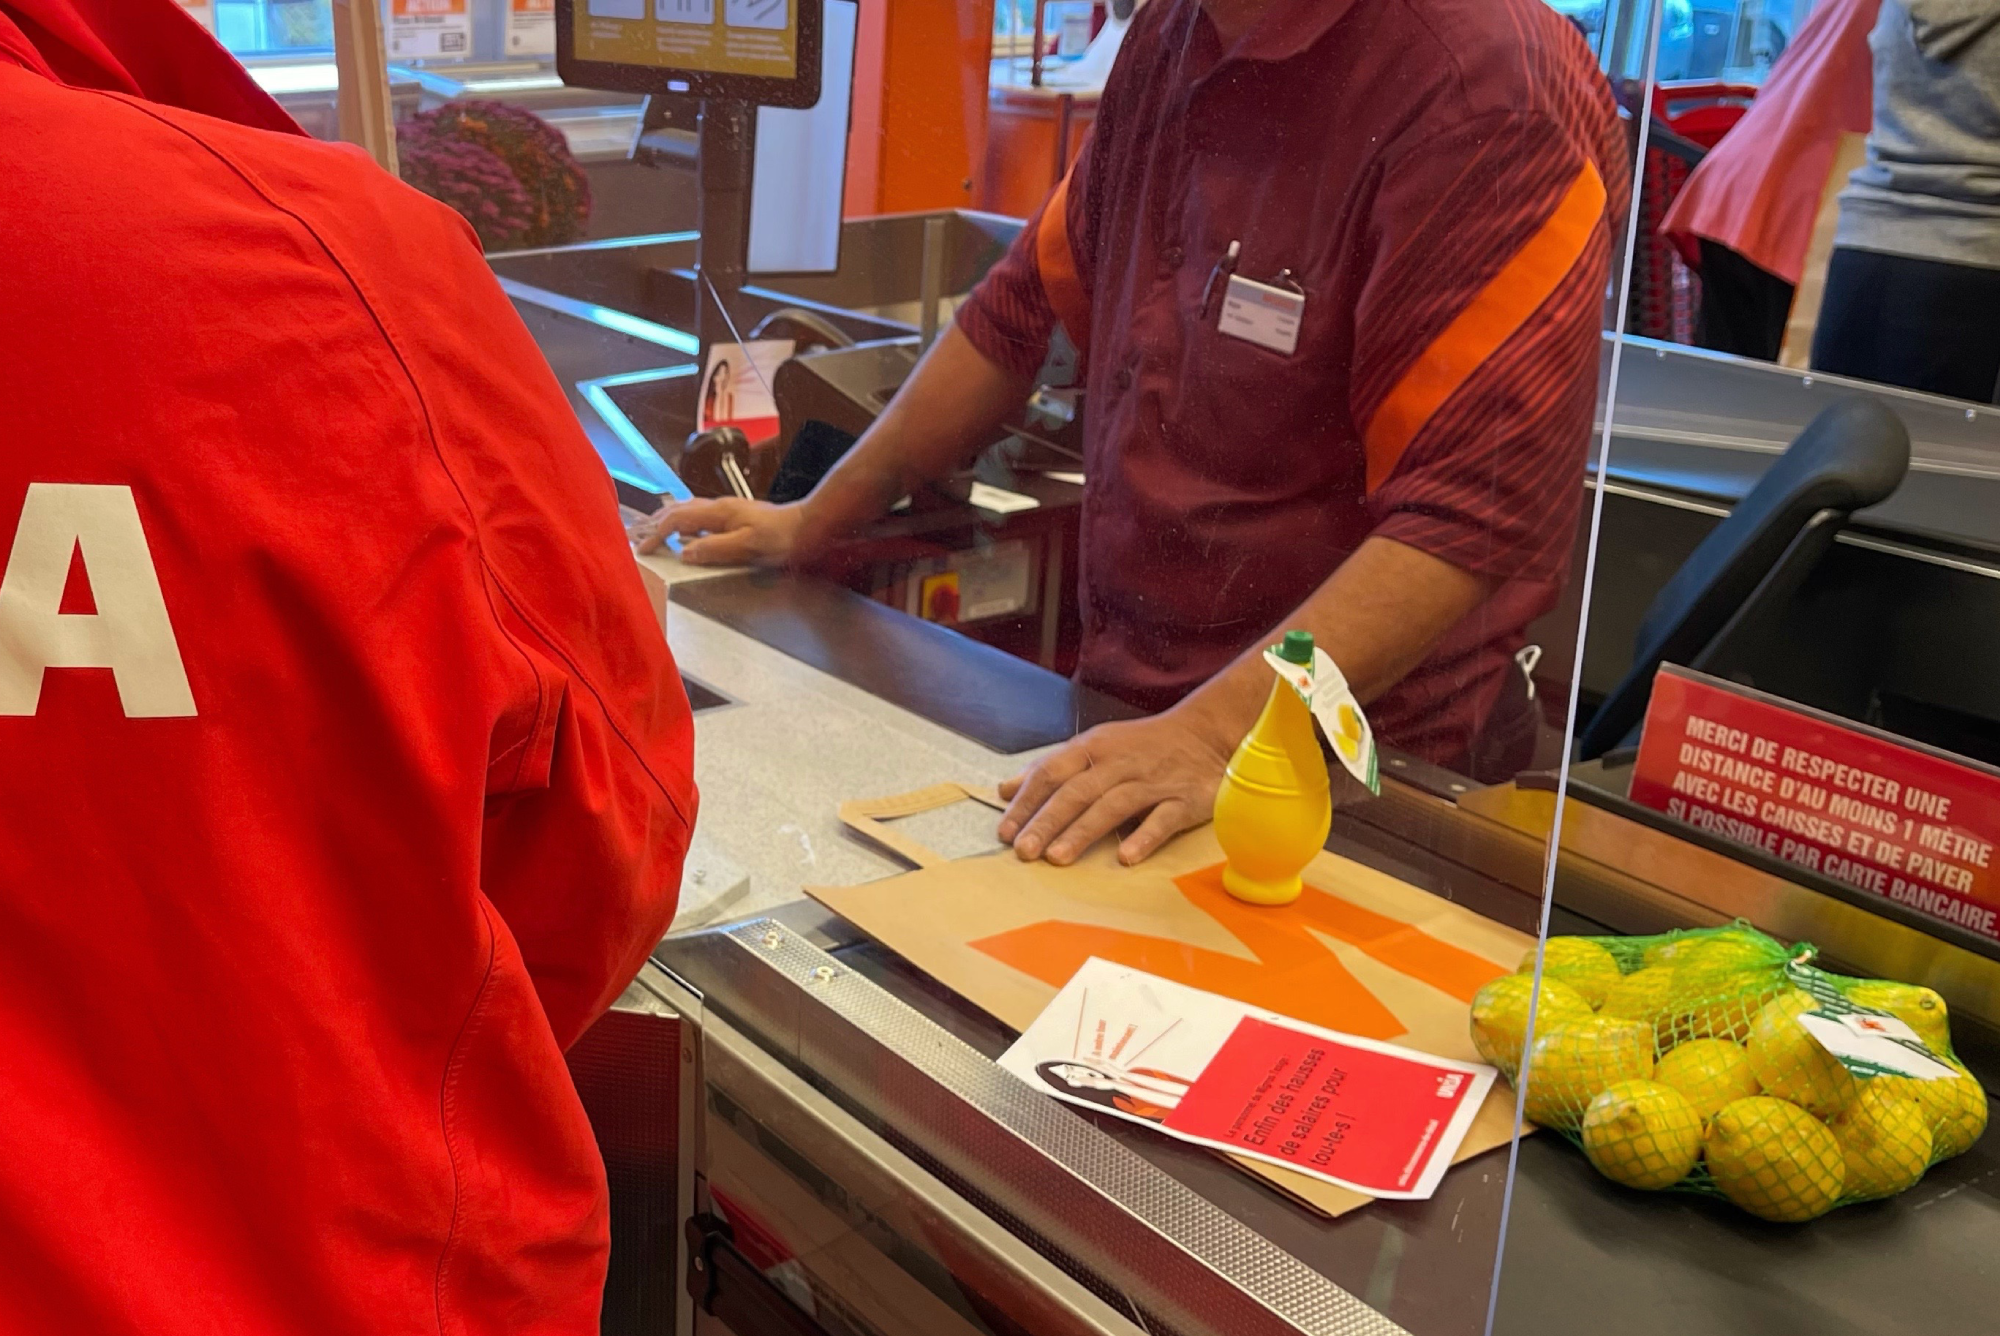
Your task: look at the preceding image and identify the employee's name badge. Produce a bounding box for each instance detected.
[1218,274,1304,356]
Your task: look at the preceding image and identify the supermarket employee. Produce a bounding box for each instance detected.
[652,0,1626,864]
[1,2,694,1334]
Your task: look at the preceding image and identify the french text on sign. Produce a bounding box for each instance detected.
[1635,667,2000,944]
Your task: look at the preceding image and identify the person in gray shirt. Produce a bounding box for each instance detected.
[1813,0,2000,402]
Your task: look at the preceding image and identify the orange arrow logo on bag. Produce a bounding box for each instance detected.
[970,863,1508,1039]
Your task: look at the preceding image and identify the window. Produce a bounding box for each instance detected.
[992,0,1037,57]
[214,0,333,58]
[992,0,1098,60]
[1548,0,1815,85]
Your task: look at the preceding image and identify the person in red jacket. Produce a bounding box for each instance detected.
[0,3,697,1333]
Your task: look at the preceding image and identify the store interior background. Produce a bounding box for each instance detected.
[150,5,2000,1334]
[205,0,2000,916]
[206,1,1808,234]
[196,0,2000,909]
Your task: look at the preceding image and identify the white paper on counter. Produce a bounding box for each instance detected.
[967,482,1040,515]
[1000,958,1496,1200]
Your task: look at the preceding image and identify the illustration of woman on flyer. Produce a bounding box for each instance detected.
[701,356,734,426]
[696,340,791,446]
[1035,1060,1192,1123]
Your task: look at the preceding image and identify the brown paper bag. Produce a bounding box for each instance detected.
[813,785,1534,1218]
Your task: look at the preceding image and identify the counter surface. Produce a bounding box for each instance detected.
[652,560,2000,1336]
[649,555,1043,931]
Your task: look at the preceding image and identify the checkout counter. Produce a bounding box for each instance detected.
[498,212,2000,1336]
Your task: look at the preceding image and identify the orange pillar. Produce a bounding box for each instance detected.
[979,86,1097,217]
[845,0,997,217]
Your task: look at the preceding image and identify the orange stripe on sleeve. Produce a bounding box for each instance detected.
[1035,168,1093,358]
[1361,161,1607,494]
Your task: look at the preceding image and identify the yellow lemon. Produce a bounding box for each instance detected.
[1706,1096,1846,1222]
[1516,937,1622,1009]
[1644,927,1766,970]
[1582,1080,1704,1190]
[1876,1061,1988,1160]
[1654,1038,1761,1122]
[1831,1083,1933,1199]
[1521,1016,1655,1131]
[1675,931,1781,976]
[1601,965,1679,1045]
[1746,991,1857,1120]
[1841,979,1952,1056]
[1666,972,1788,1047]
[1470,974,1592,1075]
[1641,934,1700,969]
[1665,937,1787,1045]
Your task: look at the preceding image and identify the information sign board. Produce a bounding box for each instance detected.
[1631,666,2000,942]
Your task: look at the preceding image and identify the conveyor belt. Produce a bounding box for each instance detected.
[727,870,2000,1336]
[1601,336,2000,555]
[670,572,1093,753]
[1604,434,2000,554]
[652,567,2000,1336]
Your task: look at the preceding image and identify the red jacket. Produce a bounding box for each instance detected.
[0,4,696,1333]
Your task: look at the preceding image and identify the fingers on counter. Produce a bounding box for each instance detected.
[636,497,741,556]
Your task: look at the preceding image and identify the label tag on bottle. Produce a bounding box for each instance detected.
[1263,646,1379,794]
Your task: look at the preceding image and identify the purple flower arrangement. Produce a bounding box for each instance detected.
[397,101,591,252]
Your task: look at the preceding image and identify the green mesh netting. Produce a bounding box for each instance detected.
[1470,922,1987,1221]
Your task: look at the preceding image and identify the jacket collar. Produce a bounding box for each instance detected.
[0,0,302,134]
[0,13,55,76]
[1215,0,1361,64]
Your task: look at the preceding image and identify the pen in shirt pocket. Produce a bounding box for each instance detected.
[1198,240,1242,320]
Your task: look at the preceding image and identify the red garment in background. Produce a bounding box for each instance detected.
[1661,0,1880,285]
[0,3,696,1334]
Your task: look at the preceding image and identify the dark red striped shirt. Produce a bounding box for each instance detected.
[955,0,1628,771]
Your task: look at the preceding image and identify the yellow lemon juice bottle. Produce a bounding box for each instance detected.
[1214,630,1332,906]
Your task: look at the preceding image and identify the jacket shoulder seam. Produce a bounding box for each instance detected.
[94,94,691,825]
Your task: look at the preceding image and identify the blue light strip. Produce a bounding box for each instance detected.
[502,230,698,257]
[577,366,698,503]
[587,305,701,355]
[497,277,700,356]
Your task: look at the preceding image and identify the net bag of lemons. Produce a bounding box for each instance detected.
[1469,922,1986,1221]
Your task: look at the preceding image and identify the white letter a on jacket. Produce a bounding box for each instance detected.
[0,484,196,717]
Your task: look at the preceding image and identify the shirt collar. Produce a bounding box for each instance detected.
[1215,0,1361,64]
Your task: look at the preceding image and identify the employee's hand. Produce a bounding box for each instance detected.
[996,709,1234,867]
[639,497,807,566]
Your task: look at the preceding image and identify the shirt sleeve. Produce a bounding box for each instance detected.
[954,192,1059,378]
[465,329,695,1053]
[1352,109,1625,587]
[374,193,697,1052]
[954,114,1112,378]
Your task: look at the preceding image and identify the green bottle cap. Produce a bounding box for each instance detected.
[1278,630,1315,665]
